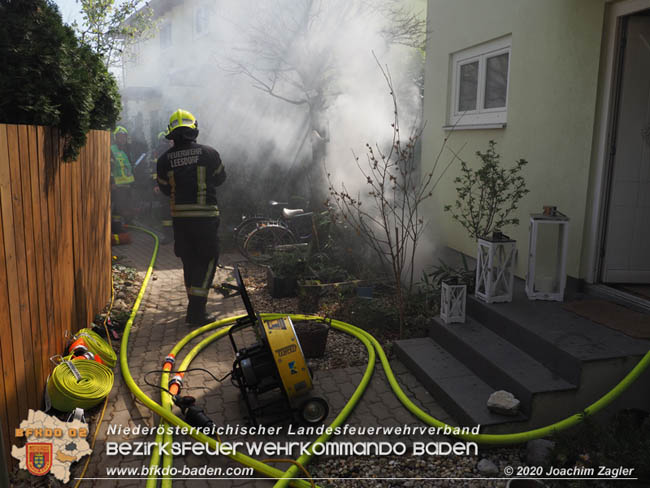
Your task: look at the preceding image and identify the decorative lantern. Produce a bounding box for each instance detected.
[440,280,466,324]
[525,209,569,301]
[475,232,517,303]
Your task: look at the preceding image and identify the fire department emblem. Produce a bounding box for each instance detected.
[26,443,52,476]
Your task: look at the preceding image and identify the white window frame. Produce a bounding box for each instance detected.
[448,35,512,128]
[194,5,211,38]
[160,21,172,50]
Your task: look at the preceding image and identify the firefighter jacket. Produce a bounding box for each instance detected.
[156,141,226,218]
[110,144,135,185]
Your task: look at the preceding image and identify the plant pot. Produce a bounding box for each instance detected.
[266,267,297,298]
[293,320,329,358]
[356,286,374,299]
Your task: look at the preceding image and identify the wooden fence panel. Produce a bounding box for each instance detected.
[17,124,43,410]
[0,133,17,467]
[0,125,31,421]
[0,125,111,468]
[27,125,50,384]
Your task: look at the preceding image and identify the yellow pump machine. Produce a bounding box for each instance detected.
[227,266,329,425]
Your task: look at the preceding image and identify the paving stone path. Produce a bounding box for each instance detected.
[85,229,455,487]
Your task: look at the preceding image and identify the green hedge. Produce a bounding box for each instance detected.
[0,0,120,161]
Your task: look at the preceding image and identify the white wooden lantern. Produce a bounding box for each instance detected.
[475,234,517,303]
[526,212,569,301]
[440,281,466,324]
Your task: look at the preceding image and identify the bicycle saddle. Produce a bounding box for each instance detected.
[282,208,305,219]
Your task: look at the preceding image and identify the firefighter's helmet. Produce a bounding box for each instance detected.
[113,126,128,136]
[166,109,198,138]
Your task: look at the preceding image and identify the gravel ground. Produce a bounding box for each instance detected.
[309,450,522,488]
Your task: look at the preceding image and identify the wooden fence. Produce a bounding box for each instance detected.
[0,124,111,466]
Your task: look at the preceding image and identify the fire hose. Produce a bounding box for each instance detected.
[72,328,118,368]
[118,225,650,488]
[46,358,114,412]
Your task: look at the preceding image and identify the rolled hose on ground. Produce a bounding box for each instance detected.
[74,327,118,368]
[47,358,114,412]
[122,225,650,488]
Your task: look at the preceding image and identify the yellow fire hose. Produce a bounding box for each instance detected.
[119,225,650,488]
[73,328,118,368]
[46,358,114,412]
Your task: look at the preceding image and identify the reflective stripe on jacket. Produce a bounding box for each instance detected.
[156,141,226,218]
[110,145,134,185]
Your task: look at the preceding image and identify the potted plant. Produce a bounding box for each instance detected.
[444,141,529,303]
[267,246,307,298]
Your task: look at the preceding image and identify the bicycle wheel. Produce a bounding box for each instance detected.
[233,217,269,256]
[243,224,297,265]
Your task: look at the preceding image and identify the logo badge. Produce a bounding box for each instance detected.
[288,361,298,375]
[26,443,52,476]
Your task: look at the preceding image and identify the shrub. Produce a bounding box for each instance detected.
[0,0,121,161]
[444,140,529,240]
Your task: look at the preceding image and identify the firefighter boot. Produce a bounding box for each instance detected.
[185,296,214,326]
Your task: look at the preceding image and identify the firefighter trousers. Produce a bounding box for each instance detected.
[173,217,220,324]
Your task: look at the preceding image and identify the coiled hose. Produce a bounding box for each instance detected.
[47,358,114,412]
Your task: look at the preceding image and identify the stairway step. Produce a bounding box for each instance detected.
[394,337,527,428]
[429,315,576,413]
[466,279,650,385]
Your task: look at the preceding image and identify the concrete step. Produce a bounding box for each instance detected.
[466,279,649,385]
[393,337,528,430]
[429,315,576,415]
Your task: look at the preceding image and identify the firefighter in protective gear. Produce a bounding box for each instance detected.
[110,125,135,244]
[156,109,226,326]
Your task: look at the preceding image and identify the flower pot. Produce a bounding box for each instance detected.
[293,320,329,358]
[266,267,297,298]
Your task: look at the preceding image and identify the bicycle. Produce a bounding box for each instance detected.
[242,206,315,265]
[232,200,299,255]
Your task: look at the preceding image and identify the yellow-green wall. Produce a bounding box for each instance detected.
[423,0,607,278]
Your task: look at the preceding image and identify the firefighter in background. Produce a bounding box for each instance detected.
[110,126,135,245]
[151,132,174,244]
[156,109,226,326]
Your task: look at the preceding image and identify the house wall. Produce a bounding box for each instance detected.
[422,0,607,279]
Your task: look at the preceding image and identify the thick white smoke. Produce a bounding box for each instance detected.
[122,0,427,230]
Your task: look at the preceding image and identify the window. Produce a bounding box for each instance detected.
[160,22,172,50]
[449,35,511,127]
[194,6,210,36]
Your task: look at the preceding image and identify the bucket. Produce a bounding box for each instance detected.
[294,320,329,358]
